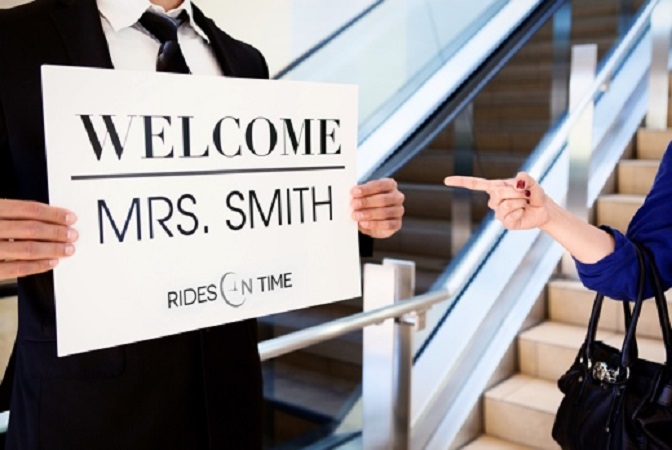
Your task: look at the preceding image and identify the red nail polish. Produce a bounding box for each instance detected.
[525,190,531,197]
[516,180,525,190]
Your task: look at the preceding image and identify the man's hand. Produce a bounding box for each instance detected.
[0,199,78,281]
[351,178,404,239]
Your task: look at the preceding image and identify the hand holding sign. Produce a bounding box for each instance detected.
[352,178,405,239]
[0,199,78,280]
[443,172,550,231]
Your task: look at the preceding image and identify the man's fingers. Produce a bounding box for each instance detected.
[0,240,75,261]
[353,205,404,221]
[352,178,398,198]
[0,220,78,243]
[0,259,59,279]
[0,199,76,225]
[352,191,404,210]
[359,219,402,238]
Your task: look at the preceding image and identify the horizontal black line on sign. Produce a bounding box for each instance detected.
[71,165,347,181]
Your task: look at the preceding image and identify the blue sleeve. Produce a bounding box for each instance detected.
[575,141,672,300]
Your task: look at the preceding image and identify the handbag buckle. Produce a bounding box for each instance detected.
[592,361,629,384]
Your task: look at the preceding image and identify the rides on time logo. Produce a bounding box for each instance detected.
[168,271,294,309]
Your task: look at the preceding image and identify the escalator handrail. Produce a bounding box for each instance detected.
[365,0,566,181]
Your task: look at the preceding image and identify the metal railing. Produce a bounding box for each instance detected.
[259,0,670,447]
[260,288,448,362]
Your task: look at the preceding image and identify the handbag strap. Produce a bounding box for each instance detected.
[583,243,672,372]
[583,243,647,371]
[636,243,672,365]
[619,245,648,368]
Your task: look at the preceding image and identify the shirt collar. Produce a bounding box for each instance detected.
[97,0,211,43]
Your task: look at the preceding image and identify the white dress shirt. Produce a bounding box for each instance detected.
[97,0,223,76]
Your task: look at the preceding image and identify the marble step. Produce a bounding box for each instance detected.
[462,436,533,450]
[484,375,562,449]
[617,159,659,195]
[637,128,672,160]
[596,194,644,233]
[547,279,672,340]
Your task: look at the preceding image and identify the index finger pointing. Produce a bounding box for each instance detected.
[443,176,495,192]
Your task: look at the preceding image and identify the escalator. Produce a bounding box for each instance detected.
[259,0,647,448]
[380,0,636,293]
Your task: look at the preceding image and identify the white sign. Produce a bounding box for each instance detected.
[42,66,361,356]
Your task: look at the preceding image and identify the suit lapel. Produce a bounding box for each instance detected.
[50,1,242,76]
[49,1,251,77]
[191,5,238,77]
[50,0,114,69]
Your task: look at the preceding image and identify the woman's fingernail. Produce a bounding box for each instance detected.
[65,213,77,225]
[49,259,59,268]
[64,245,75,256]
[516,180,526,190]
[525,190,531,197]
[352,200,363,209]
[352,188,362,197]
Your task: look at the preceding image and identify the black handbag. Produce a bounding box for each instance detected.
[552,244,672,449]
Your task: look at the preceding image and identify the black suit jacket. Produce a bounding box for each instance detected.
[0,1,272,448]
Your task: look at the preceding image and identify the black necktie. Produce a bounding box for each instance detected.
[139,10,191,74]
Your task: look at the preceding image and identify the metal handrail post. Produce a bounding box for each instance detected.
[362,259,416,449]
[646,0,672,130]
[561,44,598,277]
[362,261,397,449]
[550,2,571,123]
[389,260,417,450]
[452,105,475,255]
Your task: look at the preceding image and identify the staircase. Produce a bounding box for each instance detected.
[378,0,638,294]
[462,124,672,448]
